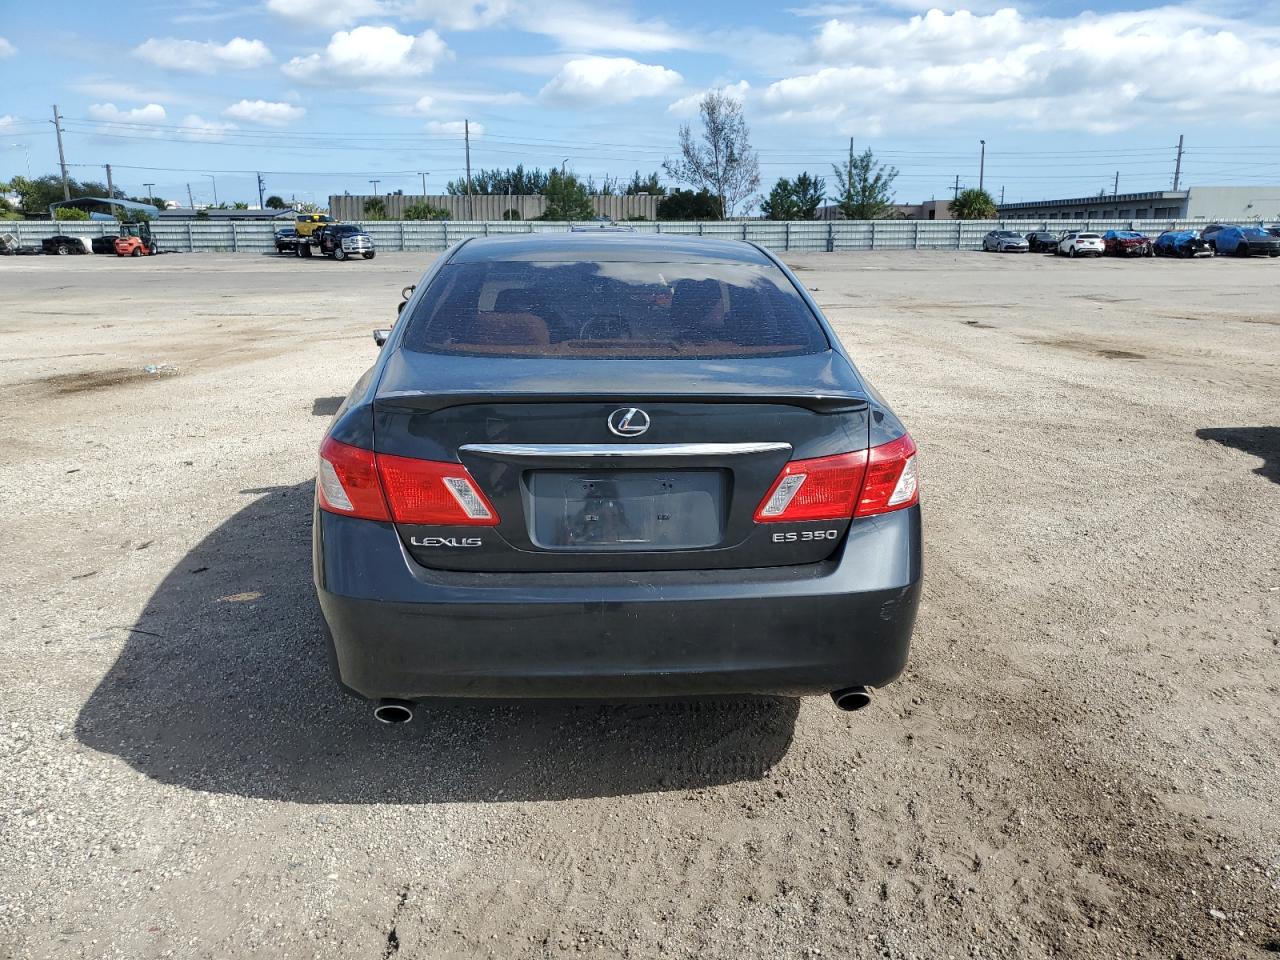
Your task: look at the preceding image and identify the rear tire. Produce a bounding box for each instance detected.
[56,244,71,255]
[1069,247,1078,258]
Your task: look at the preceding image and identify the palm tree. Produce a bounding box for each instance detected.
[949,188,997,219]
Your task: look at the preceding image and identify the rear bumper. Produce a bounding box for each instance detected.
[314,505,922,700]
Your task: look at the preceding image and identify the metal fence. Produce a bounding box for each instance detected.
[7,218,1224,255]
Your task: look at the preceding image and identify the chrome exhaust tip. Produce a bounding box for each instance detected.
[831,686,872,712]
[373,699,415,724]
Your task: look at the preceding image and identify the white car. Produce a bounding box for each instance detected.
[1057,232,1105,257]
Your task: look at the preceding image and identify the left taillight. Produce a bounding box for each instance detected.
[317,436,391,521]
[316,438,500,525]
[754,434,919,523]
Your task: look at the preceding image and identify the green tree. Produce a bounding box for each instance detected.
[363,197,387,220]
[265,195,289,210]
[539,171,594,220]
[54,207,91,221]
[403,202,450,220]
[9,174,112,214]
[656,188,721,220]
[791,172,826,219]
[761,177,800,220]
[949,188,997,220]
[232,201,249,210]
[831,148,898,220]
[663,90,760,218]
[447,165,551,196]
[624,171,666,196]
[114,206,151,222]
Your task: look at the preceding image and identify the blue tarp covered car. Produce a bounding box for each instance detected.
[1153,230,1213,258]
[1212,226,1280,257]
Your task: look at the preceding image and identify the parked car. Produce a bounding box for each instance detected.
[315,223,375,260]
[1101,230,1153,257]
[981,230,1029,253]
[1024,231,1060,253]
[274,227,299,254]
[40,235,89,255]
[1265,225,1280,239]
[1153,230,1213,258]
[1211,225,1280,257]
[313,234,922,721]
[1199,224,1227,250]
[1057,232,1105,257]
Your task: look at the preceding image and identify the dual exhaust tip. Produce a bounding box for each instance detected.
[374,688,872,722]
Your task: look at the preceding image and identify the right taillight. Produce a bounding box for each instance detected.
[754,434,919,523]
[856,434,919,517]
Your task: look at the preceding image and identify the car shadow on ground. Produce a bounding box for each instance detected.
[74,481,798,804]
[1197,426,1279,484]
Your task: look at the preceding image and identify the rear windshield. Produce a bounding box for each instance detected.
[401,259,831,359]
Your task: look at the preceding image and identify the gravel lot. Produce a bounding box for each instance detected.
[1,249,1277,959]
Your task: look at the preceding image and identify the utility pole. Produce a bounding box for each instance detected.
[187,183,195,209]
[51,105,70,201]
[1113,171,1119,197]
[978,139,986,193]
[257,172,265,210]
[369,179,380,201]
[848,137,854,195]
[1172,134,1184,191]
[1000,185,1005,205]
[418,171,428,198]
[143,183,155,205]
[104,164,114,201]
[464,118,473,220]
[953,175,961,202]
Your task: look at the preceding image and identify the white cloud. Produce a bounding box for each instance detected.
[178,115,239,141]
[133,36,273,73]
[668,81,750,116]
[762,6,1280,134]
[88,102,169,124]
[265,0,383,30]
[424,119,483,135]
[0,37,15,58]
[522,5,694,52]
[282,26,448,81]
[225,98,306,125]
[541,56,682,105]
[394,0,511,30]
[0,115,15,131]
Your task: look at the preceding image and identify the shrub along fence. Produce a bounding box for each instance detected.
[9,219,1221,255]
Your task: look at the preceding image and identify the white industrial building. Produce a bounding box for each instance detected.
[997,185,1280,222]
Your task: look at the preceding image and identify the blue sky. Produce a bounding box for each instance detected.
[3,0,1280,210]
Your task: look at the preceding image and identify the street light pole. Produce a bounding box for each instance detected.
[418,172,428,198]
[143,182,155,205]
[369,179,380,196]
[979,140,986,194]
[11,143,31,178]
[203,173,218,207]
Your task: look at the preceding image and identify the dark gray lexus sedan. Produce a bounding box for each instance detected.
[313,233,921,722]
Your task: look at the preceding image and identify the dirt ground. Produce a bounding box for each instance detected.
[1,249,1277,960]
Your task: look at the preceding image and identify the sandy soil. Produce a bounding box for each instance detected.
[0,249,1277,959]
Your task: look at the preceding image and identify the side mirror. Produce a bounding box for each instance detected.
[373,328,391,346]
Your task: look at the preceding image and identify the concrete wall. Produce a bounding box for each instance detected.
[328,194,660,221]
[9,217,1227,255]
[1184,187,1280,221]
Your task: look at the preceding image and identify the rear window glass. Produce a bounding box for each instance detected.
[402,259,830,359]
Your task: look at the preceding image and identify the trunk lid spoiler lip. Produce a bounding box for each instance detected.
[373,350,870,415]
[374,390,869,415]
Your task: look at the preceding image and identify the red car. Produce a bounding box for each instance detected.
[1102,230,1153,257]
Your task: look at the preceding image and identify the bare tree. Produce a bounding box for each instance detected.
[663,90,760,218]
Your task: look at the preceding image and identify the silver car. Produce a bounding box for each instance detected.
[982,230,1030,253]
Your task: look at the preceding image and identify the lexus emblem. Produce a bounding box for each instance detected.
[608,407,651,437]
